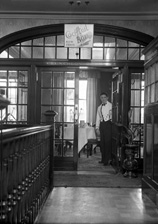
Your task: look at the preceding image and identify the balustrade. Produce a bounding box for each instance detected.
[0,125,53,224]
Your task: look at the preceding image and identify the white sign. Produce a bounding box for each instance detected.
[64,24,94,48]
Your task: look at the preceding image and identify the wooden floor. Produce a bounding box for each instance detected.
[35,150,158,224]
[35,184,158,224]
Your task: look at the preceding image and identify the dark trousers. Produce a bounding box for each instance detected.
[100,120,112,164]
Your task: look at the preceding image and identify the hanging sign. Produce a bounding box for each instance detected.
[64,24,94,48]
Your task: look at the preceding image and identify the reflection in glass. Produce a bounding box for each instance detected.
[64,106,74,122]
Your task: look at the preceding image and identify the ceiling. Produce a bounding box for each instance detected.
[0,0,158,16]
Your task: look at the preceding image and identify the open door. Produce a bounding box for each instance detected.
[37,67,79,171]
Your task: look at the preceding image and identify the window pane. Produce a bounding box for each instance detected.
[18,88,27,104]
[8,71,18,86]
[33,47,43,58]
[21,47,31,58]
[93,36,103,47]
[116,48,127,60]
[8,88,17,103]
[21,40,32,45]
[151,83,155,103]
[45,47,55,59]
[57,47,67,59]
[18,105,27,121]
[9,46,20,58]
[45,36,56,46]
[57,35,64,46]
[41,72,52,88]
[92,48,103,59]
[19,71,28,87]
[52,89,63,105]
[41,89,52,105]
[8,105,16,122]
[69,48,79,59]
[0,50,8,58]
[131,90,140,106]
[64,89,74,105]
[104,37,115,47]
[64,106,74,122]
[33,38,43,46]
[80,48,91,59]
[128,48,139,60]
[104,48,115,60]
[0,71,7,86]
[131,108,140,123]
[128,41,139,47]
[117,39,127,47]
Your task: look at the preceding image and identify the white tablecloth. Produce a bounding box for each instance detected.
[64,126,96,152]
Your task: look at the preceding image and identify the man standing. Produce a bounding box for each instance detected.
[95,92,112,165]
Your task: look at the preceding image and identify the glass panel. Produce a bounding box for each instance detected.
[131,75,140,89]
[156,82,158,102]
[0,50,8,58]
[9,46,20,58]
[64,106,74,122]
[33,38,43,46]
[64,89,74,105]
[19,71,28,87]
[53,106,63,122]
[64,124,74,139]
[93,35,103,47]
[33,47,43,58]
[45,36,56,46]
[156,62,158,81]
[69,48,79,59]
[117,39,127,47]
[52,89,63,105]
[104,36,115,47]
[128,48,139,60]
[41,106,52,123]
[8,105,17,122]
[57,35,64,46]
[92,48,103,59]
[141,108,144,123]
[151,83,155,103]
[141,90,144,106]
[53,72,64,88]
[104,48,115,60]
[18,105,27,121]
[80,48,91,59]
[9,71,18,86]
[145,116,152,177]
[0,108,6,121]
[41,89,52,105]
[64,72,75,87]
[57,47,67,59]
[147,86,150,104]
[18,88,27,104]
[0,71,7,86]
[153,115,158,182]
[21,47,31,58]
[131,90,140,106]
[151,64,155,84]
[41,71,52,88]
[128,41,139,47]
[131,108,140,123]
[116,48,127,60]
[45,47,55,59]
[21,40,32,45]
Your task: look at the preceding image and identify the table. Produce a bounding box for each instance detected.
[64,126,96,152]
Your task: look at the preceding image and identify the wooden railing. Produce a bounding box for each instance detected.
[0,125,54,224]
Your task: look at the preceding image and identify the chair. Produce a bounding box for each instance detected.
[86,138,100,158]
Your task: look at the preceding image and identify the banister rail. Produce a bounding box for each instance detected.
[0,125,54,224]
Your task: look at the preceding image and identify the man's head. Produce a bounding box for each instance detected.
[100,92,108,104]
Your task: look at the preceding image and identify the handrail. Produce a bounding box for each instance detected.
[0,125,54,224]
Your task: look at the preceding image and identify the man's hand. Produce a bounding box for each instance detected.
[96,129,100,136]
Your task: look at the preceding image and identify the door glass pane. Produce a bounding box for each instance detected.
[64,72,75,87]
[41,72,52,88]
[52,89,63,105]
[64,89,74,105]
[41,89,52,105]
[53,72,64,88]
[64,106,74,122]
[19,71,28,87]
[145,116,152,177]
[9,71,18,86]
[154,115,158,182]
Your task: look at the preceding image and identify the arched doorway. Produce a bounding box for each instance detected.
[0,23,153,170]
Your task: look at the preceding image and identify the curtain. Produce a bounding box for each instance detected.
[83,70,100,125]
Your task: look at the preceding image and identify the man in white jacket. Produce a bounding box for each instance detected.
[95,92,112,165]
